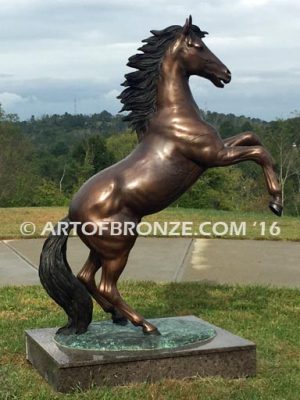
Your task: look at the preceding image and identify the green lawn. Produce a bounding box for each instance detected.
[0,283,299,400]
[0,207,299,240]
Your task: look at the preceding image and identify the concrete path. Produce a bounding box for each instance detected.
[0,241,40,286]
[0,238,299,288]
[182,239,300,288]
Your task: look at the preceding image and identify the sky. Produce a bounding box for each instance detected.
[0,0,299,121]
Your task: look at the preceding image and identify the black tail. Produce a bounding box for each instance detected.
[39,216,93,335]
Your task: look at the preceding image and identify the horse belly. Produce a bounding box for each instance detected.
[69,149,203,221]
[123,161,203,215]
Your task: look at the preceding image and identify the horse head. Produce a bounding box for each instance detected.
[171,15,231,88]
[119,16,232,137]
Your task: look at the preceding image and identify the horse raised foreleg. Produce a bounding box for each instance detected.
[99,253,160,335]
[211,145,282,216]
[224,131,263,147]
[77,251,127,325]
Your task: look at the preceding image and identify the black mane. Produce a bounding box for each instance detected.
[118,24,207,140]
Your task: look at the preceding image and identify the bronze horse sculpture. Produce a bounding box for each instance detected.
[39,16,282,335]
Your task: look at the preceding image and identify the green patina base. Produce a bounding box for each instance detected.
[54,317,216,352]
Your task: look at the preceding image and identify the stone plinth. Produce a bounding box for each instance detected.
[25,316,256,393]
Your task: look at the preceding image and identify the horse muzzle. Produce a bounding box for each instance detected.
[211,69,231,88]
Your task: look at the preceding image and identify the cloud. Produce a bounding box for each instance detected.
[0,74,14,78]
[0,92,30,108]
[0,0,299,120]
[239,0,273,8]
[104,89,120,100]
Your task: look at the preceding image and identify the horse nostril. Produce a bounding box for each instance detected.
[224,69,231,83]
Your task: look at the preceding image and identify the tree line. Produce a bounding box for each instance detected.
[0,105,299,215]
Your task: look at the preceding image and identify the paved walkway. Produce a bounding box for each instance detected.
[0,238,299,288]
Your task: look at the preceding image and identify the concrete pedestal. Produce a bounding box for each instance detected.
[25,316,256,393]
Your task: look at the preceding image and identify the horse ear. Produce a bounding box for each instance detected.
[182,15,192,35]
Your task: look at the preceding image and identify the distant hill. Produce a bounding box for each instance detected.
[17,108,267,147]
[18,110,128,149]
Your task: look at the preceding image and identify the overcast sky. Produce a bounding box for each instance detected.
[0,0,299,121]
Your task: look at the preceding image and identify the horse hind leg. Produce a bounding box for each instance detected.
[99,253,160,335]
[77,250,127,325]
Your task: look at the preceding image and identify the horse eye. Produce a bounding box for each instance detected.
[195,44,204,51]
[187,41,203,51]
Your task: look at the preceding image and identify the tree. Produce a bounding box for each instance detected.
[174,167,251,211]
[106,131,137,161]
[264,119,300,211]
[219,120,236,138]
[71,134,114,191]
[32,179,68,206]
[0,104,40,206]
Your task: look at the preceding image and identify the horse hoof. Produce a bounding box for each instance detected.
[56,322,89,335]
[56,326,76,335]
[75,325,89,335]
[142,324,161,335]
[269,201,283,217]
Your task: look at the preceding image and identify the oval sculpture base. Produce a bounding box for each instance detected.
[54,317,216,353]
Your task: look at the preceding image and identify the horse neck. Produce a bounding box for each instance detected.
[156,58,198,113]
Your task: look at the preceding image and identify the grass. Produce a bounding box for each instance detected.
[0,283,299,399]
[0,206,300,241]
